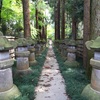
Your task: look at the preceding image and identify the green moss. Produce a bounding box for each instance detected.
[0,37,12,50]
[82,84,100,100]
[68,39,76,46]
[9,41,17,48]
[64,60,79,67]
[0,31,3,36]
[16,38,28,46]
[26,37,35,45]
[85,36,100,50]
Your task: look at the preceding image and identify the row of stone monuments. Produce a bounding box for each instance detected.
[0,32,46,100]
[54,36,100,100]
[54,39,79,67]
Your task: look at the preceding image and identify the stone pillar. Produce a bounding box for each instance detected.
[64,40,79,67]
[0,50,21,100]
[82,37,100,100]
[15,46,32,75]
[28,46,37,65]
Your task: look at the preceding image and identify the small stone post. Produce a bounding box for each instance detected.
[0,37,21,100]
[82,36,100,100]
[64,39,79,67]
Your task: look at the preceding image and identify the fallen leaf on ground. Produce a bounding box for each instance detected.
[45,96,51,98]
[39,80,44,82]
[44,66,51,69]
[46,77,54,83]
[43,84,51,87]
[43,74,49,76]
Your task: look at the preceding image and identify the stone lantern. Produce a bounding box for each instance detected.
[35,41,41,56]
[0,37,21,100]
[26,37,37,65]
[64,39,79,67]
[82,36,100,100]
[15,38,32,75]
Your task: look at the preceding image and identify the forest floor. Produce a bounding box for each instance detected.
[34,45,69,100]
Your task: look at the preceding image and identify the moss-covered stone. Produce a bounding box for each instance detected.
[86,36,100,50]
[0,37,12,50]
[64,60,79,67]
[16,51,30,57]
[26,37,35,46]
[15,38,28,47]
[68,39,76,46]
[90,58,100,69]
[81,84,100,100]
[0,84,21,100]
[0,31,3,36]
[0,59,14,69]
[9,41,17,49]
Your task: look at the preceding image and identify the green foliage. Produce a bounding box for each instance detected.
[66,0,84,22]
[13,48,48,100]
[54,47,89,100]
[47,24,54,40]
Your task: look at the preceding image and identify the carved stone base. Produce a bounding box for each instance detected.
[82,84,100,100]
[29,60,37,66]
[0,84,21,100]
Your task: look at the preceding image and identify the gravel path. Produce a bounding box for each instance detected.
[34,45,69,100]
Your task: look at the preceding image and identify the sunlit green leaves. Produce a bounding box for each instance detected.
[1,0,22,21]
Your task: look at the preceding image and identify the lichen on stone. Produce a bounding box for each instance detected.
[0,37,12,50]
[64,60,79,67]
[0,31,3,36]
[26,37,35,45]
[82,84,100,100]
[9,41,17,49]
[67,39,76,46]
[86,36,100,50]
[15,38,28,46]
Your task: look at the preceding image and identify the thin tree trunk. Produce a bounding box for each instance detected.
[35,8,38,30]
[0,0,3,23]
[61,0,65,40]
[22,0,31,38]
[83,0,91,79]
[72,17,77,40]
[44,25,47,41]
[55,7,58,40]
[57,0,60,40]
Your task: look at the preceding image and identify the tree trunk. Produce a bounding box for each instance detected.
[54,7,58,40]
[35,8,38,30]
[44,25,47,41]
[39,25,42,39]
[72,17,77,40]
[22,0,31,38]
[83,0,91,79]
[61,0,65,40]
[57,0,60,40]
[0,0,3,23]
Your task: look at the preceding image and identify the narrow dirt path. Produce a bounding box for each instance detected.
[34,45,69,100]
